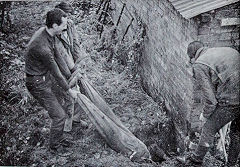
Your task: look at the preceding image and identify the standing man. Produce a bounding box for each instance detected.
[53,2,88,129]
[25,8,78,155]
[178,41,240,166]
[55,2,86,71]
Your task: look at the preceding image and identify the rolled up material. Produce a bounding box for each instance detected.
[75,78,151,162]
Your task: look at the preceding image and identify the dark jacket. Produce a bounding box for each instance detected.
[25,28,70,91]
[59,20,82,62]
[193,47,240,118]
[54,19,86,79]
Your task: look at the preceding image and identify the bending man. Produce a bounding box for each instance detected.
[178,41,240,166]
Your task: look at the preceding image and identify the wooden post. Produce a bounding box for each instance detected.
[99,0,111,38]
[98,0,109,22]
[116,3,126,27]
[0,2,6,32]
[96,0,104,14]
[122,17,134,41]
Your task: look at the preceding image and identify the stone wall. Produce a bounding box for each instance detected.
[111,0,198,151]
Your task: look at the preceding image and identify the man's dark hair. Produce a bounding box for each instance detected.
[55,2,73,14]
[187,41,204,59]
[46,8,67,28]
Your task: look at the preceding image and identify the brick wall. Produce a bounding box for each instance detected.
[111,0,198,151]
[193,2,240,51]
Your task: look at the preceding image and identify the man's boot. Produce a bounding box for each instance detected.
[49,129,73,156]
[177,145,209,166]
[49,144,73,157]
[226,123,240,167]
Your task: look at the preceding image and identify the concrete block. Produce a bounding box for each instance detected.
[221,18,240,26]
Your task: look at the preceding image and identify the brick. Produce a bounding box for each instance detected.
[196,2,239,52]
[221,18,240,26]
[219,32,239,40]
[207,40,235,48]
[209,19,221,28]
[215,9,240,19]
[198,26,211,35]
[212,26,239,33]
[198,34,221,42]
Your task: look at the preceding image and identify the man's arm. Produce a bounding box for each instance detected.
[27,27,45,47]
[192,64,218,118]
[38,48,70,91]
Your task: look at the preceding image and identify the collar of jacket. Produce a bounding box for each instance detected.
[60,32,70,45]
[195,47,208,60]
[59,21,72,45]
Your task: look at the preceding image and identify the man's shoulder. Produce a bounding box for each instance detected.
[27,27,46,46]
[205,47,239,55]
[198,47,239,63]
[28,29,50,50]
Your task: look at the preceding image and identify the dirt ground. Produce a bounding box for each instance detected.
[0,1,226,167]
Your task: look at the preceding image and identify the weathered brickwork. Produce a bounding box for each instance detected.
[193,2,240,51]
[111,0,198,150]
[110,1,239,150]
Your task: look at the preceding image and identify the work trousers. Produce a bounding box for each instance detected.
[196,105,240,164]
[228,116,240,166]
[26,73,67,148]
[51,78,83,124]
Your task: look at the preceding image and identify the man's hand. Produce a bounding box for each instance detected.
[67,88,79,99]
[68,70,83,88]
[199,113,207,123]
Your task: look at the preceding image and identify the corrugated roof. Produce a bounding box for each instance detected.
[169,0,239,19]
